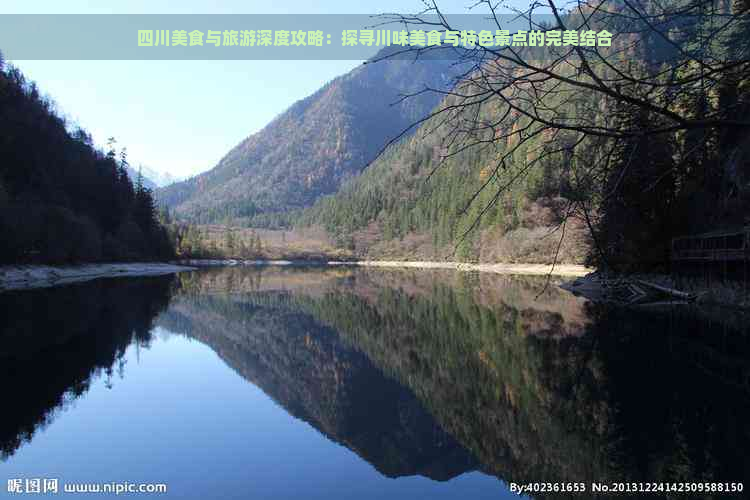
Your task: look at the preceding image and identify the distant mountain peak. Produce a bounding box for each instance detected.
[126,166,183,190]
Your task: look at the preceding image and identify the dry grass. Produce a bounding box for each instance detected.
[197,197,588,265]
[198,224,354,260]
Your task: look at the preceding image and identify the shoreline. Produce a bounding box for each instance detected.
[179,258,591,276]
[0,263,197,292]
[5,261,742,309]
[0,259,591,292]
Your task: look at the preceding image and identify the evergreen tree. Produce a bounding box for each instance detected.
[0,65,175,264]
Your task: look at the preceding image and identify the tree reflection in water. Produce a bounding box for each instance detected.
[0,276,174,460]
[1,267,748,499]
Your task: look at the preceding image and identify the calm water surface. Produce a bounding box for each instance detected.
[1,267,748,499]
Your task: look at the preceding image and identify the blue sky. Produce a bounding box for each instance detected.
[5,0,525,179]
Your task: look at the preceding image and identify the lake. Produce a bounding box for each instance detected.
[1,267,748,499]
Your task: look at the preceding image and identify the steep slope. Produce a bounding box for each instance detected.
[296,88,589,264]
[296,5,750,267]
[0,62,173,264]
[157,47,468,222]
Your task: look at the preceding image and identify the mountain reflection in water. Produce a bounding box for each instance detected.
[1,267,748,499]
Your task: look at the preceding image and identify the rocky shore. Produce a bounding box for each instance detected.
[0,263,196,291]
[561,271,749,309]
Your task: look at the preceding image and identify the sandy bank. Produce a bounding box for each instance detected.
[328,260,592,277]
[178,258,591,276]
[0,263,196,292]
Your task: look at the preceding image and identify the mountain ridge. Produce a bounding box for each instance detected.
[157,47,471,223]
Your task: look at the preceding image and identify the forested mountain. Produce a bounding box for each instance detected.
[296,105,590,264]
[158,2,749,270]
[157,46,470,223]
[298,1,750,269]
[0,56,174,264]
